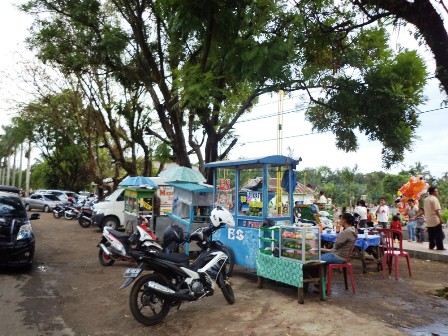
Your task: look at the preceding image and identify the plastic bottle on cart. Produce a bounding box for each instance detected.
[364,228,368,238]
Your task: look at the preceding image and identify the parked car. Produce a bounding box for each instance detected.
[0,186,39,269]
[23,194,62,212]
[33,190,79,203]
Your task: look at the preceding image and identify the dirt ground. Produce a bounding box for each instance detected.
[1,212,448,336]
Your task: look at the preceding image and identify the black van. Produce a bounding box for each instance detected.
[0,186,39,269]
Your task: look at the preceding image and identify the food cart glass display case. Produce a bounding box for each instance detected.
[279,226,321,263]
[123,186,156,233]
[204,155,301,269]
[165,181,213,254]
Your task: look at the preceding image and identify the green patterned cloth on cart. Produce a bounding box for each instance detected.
[256,252,303,288]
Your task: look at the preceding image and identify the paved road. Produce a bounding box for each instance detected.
[1,212,448,336]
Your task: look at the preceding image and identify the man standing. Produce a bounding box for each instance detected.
[405,199,419,242]
[423,186,445,250]
[354,199,368,231]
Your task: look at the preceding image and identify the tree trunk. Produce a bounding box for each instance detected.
[204,134,219,184]
[11,149,17,188]
[25,142,32,196]
[0,158,3,185]
[18,144,24,189]
[172,131,192,168]
[5,156,11,186]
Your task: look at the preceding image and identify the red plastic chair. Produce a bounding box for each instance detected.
[326,238,357,294]
[379,229,412,280]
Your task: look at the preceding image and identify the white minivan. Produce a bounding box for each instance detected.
[91,178,173,230]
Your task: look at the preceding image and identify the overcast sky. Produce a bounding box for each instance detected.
[1,1,447,178]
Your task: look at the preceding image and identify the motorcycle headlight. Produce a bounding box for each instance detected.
[17,223,33,240]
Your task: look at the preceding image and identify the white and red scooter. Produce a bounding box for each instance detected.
[97,216,162,266]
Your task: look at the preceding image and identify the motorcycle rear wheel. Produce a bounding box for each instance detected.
[64,213,75,220]
[219,268,235,304]
[129,273,173,326]
[78,217,91,228]
[98,247,115,266]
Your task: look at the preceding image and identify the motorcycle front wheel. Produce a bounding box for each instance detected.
[53,212,60,219]
[219,268,235,304]
[221,245,235,276]
[78,217,91,228]
[129,273,173,326]
[98,247,115,266]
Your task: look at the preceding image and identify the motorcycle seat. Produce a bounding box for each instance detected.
[109,229,131,240]
[152,252,190,265]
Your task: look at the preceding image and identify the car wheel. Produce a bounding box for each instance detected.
[25,204,31,211]
[44,205,50,213]
[103,217,119,230]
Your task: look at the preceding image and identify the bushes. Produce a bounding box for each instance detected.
[441,208,448,224]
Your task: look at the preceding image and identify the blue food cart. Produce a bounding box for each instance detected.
[203,155,301,269]
[165,181,214,254]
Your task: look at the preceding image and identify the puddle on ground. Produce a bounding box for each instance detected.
[402,289,448,335]
[404,321,448,336]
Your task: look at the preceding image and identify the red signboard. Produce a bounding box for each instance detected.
[219,178,231,191]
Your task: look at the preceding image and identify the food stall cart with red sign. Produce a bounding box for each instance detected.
[203,155,302,269]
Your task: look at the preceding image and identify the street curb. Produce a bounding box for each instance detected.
[404,248,448,263]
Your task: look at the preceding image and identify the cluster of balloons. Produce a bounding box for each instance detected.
[396,176,429,214]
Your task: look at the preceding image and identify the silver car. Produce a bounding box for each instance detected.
[23,194,62,212]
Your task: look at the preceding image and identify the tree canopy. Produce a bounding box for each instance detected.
[19,0,428,177]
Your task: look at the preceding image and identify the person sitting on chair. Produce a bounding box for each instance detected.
[321,213,357,264]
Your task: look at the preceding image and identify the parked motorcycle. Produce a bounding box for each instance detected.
[77,201,95,228]
[119,206,235,326]
[64,205,80,220]
[52,203,79,220]
[52,204,66,219]
[98,217,162,266]
[161,223,235,276]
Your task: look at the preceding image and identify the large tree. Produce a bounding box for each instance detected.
[21,0,428,176]
[19,91,99,190]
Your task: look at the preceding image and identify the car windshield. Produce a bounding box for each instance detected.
[0,195,27,217]
[105,188,123,201]
[43,194,61,201]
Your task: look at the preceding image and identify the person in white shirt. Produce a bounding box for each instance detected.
[317,191,327,204]
[375,197,389,229]
[354,199,368,231]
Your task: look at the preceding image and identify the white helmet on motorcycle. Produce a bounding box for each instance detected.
[210,206,235,227]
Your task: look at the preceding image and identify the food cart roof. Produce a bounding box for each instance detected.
[203,155,302,169]
[165,181,213,193]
